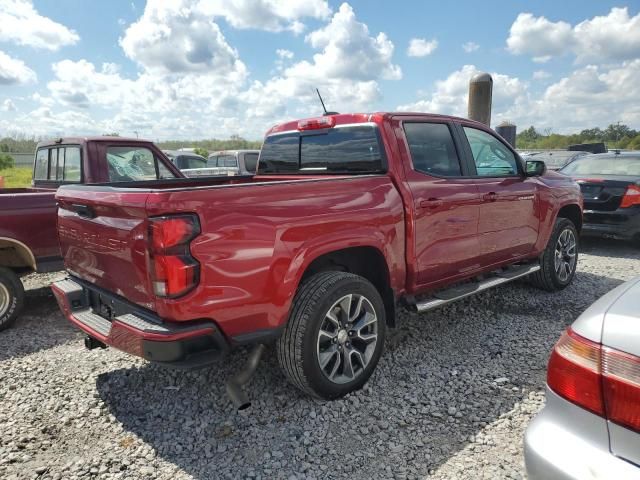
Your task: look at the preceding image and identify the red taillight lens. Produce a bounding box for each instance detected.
[297,116,336,131]
[603,347,640,432]
[620,185,640,208]
[548,328,640,433]
[547,329,604,416]
[148,214,200,298]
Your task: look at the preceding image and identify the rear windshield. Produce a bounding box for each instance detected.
[561,156,640,176]
[258,125,385,174]
[107,146,178,182]
[178,156,207,169]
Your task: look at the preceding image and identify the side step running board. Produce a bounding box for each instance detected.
[410,264,541,313]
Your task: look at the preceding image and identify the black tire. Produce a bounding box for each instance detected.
[530,218,579,292]
[277,271,386,399]
[0,267,25,331]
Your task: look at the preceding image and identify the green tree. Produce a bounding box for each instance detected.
[193,147,209,157]
[0,153,15,169]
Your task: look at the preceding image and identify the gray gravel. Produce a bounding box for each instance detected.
[1,238,640,480]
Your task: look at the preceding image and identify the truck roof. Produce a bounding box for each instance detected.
[36,136,153,148]
[264,112,488,136]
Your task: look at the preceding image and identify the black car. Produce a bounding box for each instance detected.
[560,152,640,242]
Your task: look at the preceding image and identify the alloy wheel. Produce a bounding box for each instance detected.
[555,228,577,282]
[316,293,379,384]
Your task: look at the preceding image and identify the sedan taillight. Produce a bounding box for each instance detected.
[620,184,640,208]
[148,214,200,298]
[548,328,640,433]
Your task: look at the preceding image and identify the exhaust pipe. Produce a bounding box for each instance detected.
[84,336,106,350]
[226,344,266,411]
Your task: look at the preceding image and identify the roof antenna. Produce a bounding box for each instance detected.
[316,88,339,116]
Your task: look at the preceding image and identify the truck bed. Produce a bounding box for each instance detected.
[55,173,406,339]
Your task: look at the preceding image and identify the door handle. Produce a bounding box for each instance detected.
[483,192,498,202]
[72,203,96,219]
[420,198,443,209]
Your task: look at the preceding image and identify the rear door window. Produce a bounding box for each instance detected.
[403,123,462,177]
[259,125,384,174]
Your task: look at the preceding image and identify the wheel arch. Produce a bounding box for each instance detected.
[0,237,36,271]
[556,203,583,233]
[297,245,397,328]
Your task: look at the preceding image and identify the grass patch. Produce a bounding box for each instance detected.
[0,167,32,188]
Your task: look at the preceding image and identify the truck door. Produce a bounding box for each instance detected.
[458,125,540,265]
[400,121,482,287]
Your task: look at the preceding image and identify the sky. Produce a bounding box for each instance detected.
[0,0,639,140]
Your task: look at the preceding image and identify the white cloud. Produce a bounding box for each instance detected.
[507,12,574,60]
[120,0,247,77]
[407,38,438,57]
[2,99,16,111]
[462,41,479,53]
[397,65,528,124]
[0,50,37,85]
[276,49,294,60]
[532,70,551,80]
[0,0,79,50]
[399,60,640,133]
[507,8,640,63]
[241,2,401,123]
[198,0,331,34]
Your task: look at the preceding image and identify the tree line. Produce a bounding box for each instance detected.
[0,134,263,155]
[517,123,640,150]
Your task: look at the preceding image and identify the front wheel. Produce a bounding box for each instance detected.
[530,218,579,291]
[277,271,386,399]
[0,267,25,331]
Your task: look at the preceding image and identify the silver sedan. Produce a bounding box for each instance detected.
[525,277,640,479]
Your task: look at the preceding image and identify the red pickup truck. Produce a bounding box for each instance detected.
[52,113,582,406]
[0,137,183,330]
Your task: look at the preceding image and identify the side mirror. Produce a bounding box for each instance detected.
[525,160,546,177]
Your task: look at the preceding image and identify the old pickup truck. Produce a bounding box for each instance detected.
[52,113,582,406]
[0,137,182,330]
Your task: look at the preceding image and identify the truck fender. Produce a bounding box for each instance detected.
[0,237,37,271]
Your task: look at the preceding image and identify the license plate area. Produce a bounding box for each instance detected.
[580,185,602,199]
[88,290,117,322]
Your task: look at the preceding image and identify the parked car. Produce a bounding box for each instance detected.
[525,277,640,479]
[560,152,640,242]
[51,113,582,406]
[519,150,590,170]
[0,137,183,330]
[162,150,208,171]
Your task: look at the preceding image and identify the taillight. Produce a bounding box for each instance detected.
[548,328,640,433]
[547,329,604,415]
[620,184,640,208]
[148,214,200,298]
[603,347,640,432]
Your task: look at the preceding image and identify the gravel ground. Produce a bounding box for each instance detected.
[1,238,639,480]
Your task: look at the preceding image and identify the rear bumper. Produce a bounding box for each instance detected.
[582,208,640,240]
[524,387,640,480]
[51,277,229,368]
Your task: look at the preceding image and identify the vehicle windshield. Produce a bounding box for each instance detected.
[107,146,178,182]
[561,156,640,176]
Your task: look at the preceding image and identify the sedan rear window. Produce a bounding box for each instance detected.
[561,156,640,176]
[259,125,384,174]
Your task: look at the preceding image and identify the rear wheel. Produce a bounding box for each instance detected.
[0,267,25,331]
[530,218,578,291]
[277,271,386,399]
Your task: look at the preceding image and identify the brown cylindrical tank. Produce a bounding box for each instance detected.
[496,121,517,148]
[468,72,493,126]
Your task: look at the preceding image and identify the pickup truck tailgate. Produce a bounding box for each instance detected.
[56,187,155,310]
